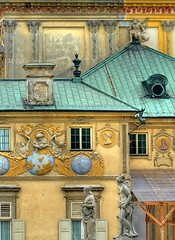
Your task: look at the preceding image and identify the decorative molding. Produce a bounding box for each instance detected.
[154,151,173,167]
[0,6,119,16]
[103,20,118,55]
[0,175,117,181]
[0,116,8,124]
[62,184,104,192]
[122,124,127,173]
[123,6,175,14]
[26,20,41,62]
[3,20,17,61]
[161,21,175,32]
[87,21,101,59]
[152,130,173,167]
[68,116,94,124]
[96,123,119,147]
[161,21,175,55]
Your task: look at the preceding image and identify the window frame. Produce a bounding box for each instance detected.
[0,128,11,152]
[70,126,93,151]
[0,185,20,240]
[129,133,148,155]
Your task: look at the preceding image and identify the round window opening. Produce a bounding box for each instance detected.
[151,84,164,97]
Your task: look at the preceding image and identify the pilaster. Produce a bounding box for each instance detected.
[3,20,17,78]
[103,20,118,55]
[87,21,101,62]
[26,20,41,62]
[161,21,175,55]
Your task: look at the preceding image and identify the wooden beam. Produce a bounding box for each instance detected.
[162,205,175,226]
[159,203,164,240]
[138,203,162,226]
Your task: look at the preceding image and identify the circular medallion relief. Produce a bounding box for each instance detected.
[155,135,171,152]
[100,129,116,148]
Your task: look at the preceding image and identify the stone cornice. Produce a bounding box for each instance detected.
[0,185,20,192]
[123,6,175,14]
[0,5,121,16]
[125,0,175,5]
[0,175,117,181]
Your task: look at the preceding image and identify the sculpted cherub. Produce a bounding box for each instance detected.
[129,18,149,43]
[50,134,66,160]
[16,134,31,158]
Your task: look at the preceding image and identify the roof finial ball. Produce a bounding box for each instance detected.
[72,53,81,78]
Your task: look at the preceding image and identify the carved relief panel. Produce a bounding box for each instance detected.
[0,123,104,177]
[96,123,119,148]
[153,131,173,167]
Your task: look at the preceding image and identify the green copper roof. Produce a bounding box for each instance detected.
[0,79,138,112]
[1,41,175,116]
[82,42,175,117]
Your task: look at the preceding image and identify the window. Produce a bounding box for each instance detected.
[60,185,105,240]
[0,129,10,151]
[0,203,11,240]
[71,128,91,150]
[72,220,81,240]
[130,133,147,155]
[0,185,24,240]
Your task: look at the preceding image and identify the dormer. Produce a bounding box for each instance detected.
[142,74,169,98]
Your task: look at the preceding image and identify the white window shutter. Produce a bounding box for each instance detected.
[12,219,25,240]
[59,219,72,240]
[0,202,11,218]
[71,201,82,219]
[96,219,108,240]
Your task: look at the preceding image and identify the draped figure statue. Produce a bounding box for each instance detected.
[81,186,96,240]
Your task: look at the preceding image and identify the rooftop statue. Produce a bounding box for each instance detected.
[128,18,149,43]
[113,175,138,239]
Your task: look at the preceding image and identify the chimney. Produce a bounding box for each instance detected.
[23,63,55,105]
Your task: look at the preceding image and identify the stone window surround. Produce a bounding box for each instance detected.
[62,184,104,219]
[0,185,21,219]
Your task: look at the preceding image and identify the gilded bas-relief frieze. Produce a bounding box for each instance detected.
[0,124,104,177]
[153,131,173,167]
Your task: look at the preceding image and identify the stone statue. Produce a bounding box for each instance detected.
[128,18,149,43]
[81,186,96,240]
[113,175,138,239]
[33,132,50,152]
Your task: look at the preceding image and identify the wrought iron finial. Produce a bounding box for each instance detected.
[72,54,81,77]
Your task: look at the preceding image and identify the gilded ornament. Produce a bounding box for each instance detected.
[155,135,171,152]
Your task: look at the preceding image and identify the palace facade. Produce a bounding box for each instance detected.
[0,1,175,240]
